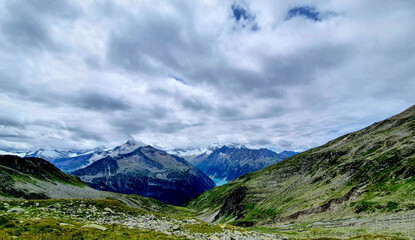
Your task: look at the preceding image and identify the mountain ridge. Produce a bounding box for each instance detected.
[0,154,189,214]
[72,145,215,205]
[187,104,415,226]
[186,145,298,181]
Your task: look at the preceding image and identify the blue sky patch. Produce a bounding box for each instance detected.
[232,5,254,22]
[168,74,187,85]
[231,4,259,31]
[287,6,321,21]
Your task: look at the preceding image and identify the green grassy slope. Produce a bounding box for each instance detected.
[187,105,415,226]
[0,155,85,185]
[0,199,283,239]
[0,155,192,216]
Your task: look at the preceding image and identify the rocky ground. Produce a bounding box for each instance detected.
[0,199,281,240]
[1,199,412,239]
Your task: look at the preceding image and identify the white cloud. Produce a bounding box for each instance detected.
[0,0,414,152]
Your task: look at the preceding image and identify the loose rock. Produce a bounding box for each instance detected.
[81,224,107,231]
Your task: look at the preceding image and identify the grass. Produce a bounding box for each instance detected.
[186,181,241,211]
[0,198,274,239]
[187,107,415,235]
[0,217,187,240]
[182,222,224,234]
[250,224,411,240]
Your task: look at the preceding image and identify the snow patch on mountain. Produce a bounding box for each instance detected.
[0,150,26,157]
[166,143,250,157]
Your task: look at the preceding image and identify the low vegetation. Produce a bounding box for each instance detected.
[186,106,415,239]
[0,199,280,239]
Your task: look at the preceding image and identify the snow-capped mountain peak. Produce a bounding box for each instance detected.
[223,144,247,149]
[110,139,144,156]
[25,149,76,162]
[166,143,250,157]
[0,150,26,157]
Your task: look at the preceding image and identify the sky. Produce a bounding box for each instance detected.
[0,0,414,152]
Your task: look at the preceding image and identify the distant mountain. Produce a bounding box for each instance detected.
[24,149,78,162]
[185,145,298,181]
[0,150,26,157]
[0,146,107,169]
[167,143,222,157]
[53,140,142,173]
[188,105,415,226]
[277,150,299,159]
[73,145,215,205]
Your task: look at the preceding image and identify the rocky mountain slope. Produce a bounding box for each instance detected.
[0,155,184,214]
[0,155,85,199]
[186,145,297,181]
[0,140,142,173]
[187,105,415,227]
[53,140,147,173]
[73,145,215,205]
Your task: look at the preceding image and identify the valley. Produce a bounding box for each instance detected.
[1,1,413,239]
[1,105,415,239]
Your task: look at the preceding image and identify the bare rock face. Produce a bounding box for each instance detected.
[73,145,215,205]
[215,186,248,221]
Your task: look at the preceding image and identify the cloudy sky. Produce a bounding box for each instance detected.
[0,0,414,152]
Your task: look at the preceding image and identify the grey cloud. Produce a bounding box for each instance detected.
[158,122,201,134]
[0,0,414,152]
[252,88,287,99]
[1,10,53,51]
[84,55,104,70]
[0,0,80,52]
[276,139,294,149]
[109,106,169,136]
[239,44,353,90]
[181,98,212,112]
[110,117,147,136]
[257,105,286,119]
[24,0,81,18]
[0,116,23,128]
[74,93,130,111]
[68,127,107,142]
[106,4,214,75]
[28,119,67,130]
[0,133,30,139]
[0,71,131,112]
[217,106,243,121]
[251,138,272,146]
[176,43,352,99]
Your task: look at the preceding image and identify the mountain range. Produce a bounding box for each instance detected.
[0,140,298,204]
[72,145,215,205]
[1,105,415,238]
[185,145,298,181]
[0,155,180,213]
[52,140,142,173]
[0,146,107,171]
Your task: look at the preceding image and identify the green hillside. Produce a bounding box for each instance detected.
[188,105,415,228]
[0,155,189,215]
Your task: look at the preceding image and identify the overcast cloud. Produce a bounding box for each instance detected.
[0,0,414,152]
